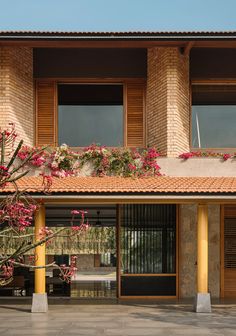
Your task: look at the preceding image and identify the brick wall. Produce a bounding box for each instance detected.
[146,47,190,157]
[0,46,190,152]
[0,47,34,146]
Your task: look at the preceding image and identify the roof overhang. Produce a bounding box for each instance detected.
[1,176,236,204]
[1,31,236,48]
[6,194,236,205]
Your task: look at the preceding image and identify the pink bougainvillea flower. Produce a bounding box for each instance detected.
[179,151,233,161]
[71,226,81,231]
[79,210,88,215]
[223,153,232,161]
[179,152,194,159]
[71,210,80,215]
[128,163,137,171]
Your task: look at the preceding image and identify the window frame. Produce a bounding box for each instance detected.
[51,78,146,149]
[57,81,125,149]
[191,79,236,152]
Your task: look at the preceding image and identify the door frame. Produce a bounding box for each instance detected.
[117,204,179,299]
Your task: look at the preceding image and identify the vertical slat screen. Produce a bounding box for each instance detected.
[126,83,145,147]
[36,81,56,146]
[121,204,176,274]
[224,205,236,298]
[120,204,177,297]
[224,219,236,269]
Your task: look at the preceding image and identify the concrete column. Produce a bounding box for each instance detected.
[31,204,48,313]
[194,203,211,313]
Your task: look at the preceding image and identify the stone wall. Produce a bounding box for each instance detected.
[76,254,115,273]
[0,47,34,146]
[179,204,220,298]
[146,47,190,157]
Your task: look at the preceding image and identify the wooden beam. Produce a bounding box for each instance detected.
[183,41,195,56]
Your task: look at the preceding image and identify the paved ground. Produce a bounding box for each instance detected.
[0,302,235,335]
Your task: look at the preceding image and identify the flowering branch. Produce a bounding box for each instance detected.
[0,123,90,286]
[179,151,233,161]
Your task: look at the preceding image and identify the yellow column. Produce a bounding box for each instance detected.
[34,204,46,294]
[197,203,208,293]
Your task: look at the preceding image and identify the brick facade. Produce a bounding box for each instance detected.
[0,47,34,146]
[0,46,191,152]
[146,47,190,157]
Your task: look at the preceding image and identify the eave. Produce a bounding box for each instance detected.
[1,31,236,48]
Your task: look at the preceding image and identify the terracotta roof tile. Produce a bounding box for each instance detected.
[0,31,236,40]
[1,176,236,194]
[1,31,236,36]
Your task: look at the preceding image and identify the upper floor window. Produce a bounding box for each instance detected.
[192,84,236,148]
[36,80,144,148]
[58,84,123,147]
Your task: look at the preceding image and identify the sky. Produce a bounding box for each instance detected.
[0,0,236,32]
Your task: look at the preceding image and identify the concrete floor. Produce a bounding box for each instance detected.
[0,302,235,336]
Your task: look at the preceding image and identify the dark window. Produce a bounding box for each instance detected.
[58,84,123,147]
[192,85,236,148]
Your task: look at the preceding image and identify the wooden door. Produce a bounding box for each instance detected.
[222,205,236,298]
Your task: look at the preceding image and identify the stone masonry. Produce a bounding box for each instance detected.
[179,204,220,298]
[0,47,34,145]
[146,47,190,157]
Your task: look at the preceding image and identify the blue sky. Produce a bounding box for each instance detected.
[0,0,236,32]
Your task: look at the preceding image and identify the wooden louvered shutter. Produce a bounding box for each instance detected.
[126,83,145,147]
[36,81,56,146]
[223,206,236,298]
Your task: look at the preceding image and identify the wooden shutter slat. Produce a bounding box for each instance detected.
[36,81,56,146]
[126,83,145,147]
[224,208,236,297]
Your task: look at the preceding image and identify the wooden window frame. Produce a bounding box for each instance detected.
[35,77,146,148]
[190,79,236,152]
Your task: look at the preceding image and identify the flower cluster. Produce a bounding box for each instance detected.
[141,148,161,176]
[1,260,14,280]
[38,226,54,246]
[41,173,53,192]
[179,151,234,161]
[80,145,161,177]
[17,146,47,167]
[59,255,78,283]
[17,143,162,178]
[38,226,54,241]
[0,165,10,178]
[0,201,38,231]
[79,144,111,176]
[71,209,89,231]
[49,144,79,177]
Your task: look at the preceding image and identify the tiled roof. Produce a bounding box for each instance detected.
[0,31,236,39]
[0,31,236,35]
[2,176,236,194]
